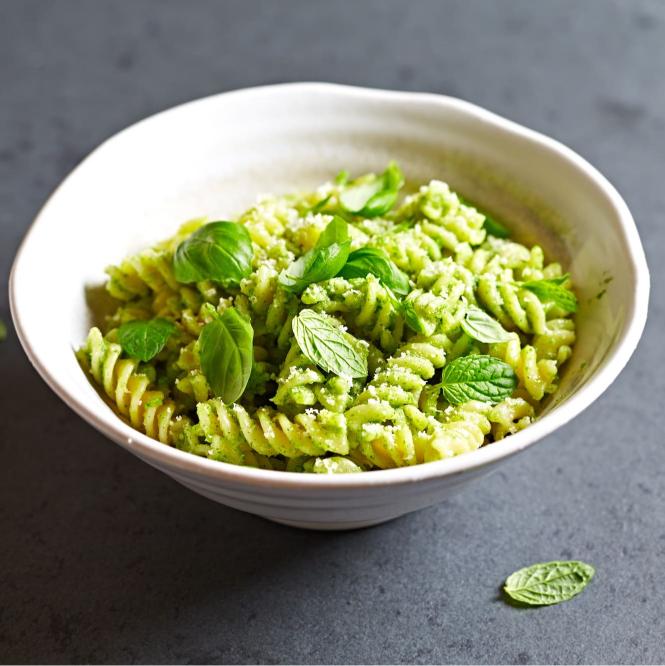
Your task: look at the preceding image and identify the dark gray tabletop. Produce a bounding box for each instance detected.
[1,1,662,663]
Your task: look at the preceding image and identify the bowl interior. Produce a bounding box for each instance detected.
[11,84,647,476]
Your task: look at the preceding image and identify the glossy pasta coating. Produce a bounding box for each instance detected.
[78,170,577,473]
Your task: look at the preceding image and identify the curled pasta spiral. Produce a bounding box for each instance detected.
[238,196,300,268]
[78,328,175,443]
[235,264,299,353]
[533,318,576,366]
[476,271,548,335]
[355,333,450,408]
[488,397,534,440]
[106,248,176,301]
[372,180,487,276]
[422,401,492,463]
[344,333,451,469]
[302,275,404,353]
[272,342,357,413]
[489,333,557,401]
[105,219,216,310]
[346,402,438,468]
[287,456,363,474]
[191,400,349,459]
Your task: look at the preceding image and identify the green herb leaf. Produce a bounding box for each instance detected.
[338,247,411,296]
[199,307,254,404]
[461,306,513,343]
[483,215,511,238]
[335,170,350,186]
[339,162,404,218]
[279,217,351,293]
[522,274,577,313]
[292,309,367,379]
[174,221,253,286]
[504,560,595,606]
[117,318,176,362]
[439,354,516,404]
[402,299,428,335]
[0,319,6,342]
[310,194,332,213]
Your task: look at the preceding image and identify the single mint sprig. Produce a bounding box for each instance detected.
[292,309,367,379]
[520,274,577,313]
[438,355,517,405]
[504,560,595,606]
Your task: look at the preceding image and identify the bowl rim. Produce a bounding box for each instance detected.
[9,82,650,490]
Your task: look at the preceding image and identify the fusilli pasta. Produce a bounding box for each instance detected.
[77,166,577,473]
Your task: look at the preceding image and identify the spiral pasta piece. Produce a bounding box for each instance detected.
[192,400,348,459]
[302,456,363,474]
[355,333,450,408]
[273,342,357,413]
[302,275,404,353]
[79,328,175,443]
[489,333,558,401]
[488,397,534,440]
[235,264,299,353]
[371,180,486,276]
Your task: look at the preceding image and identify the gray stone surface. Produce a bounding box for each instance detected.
[0,0,662,663]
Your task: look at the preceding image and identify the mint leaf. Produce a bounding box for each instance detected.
[504,560,595,606]
[521,275,577,313]
[199,308,253,403]
[339,162,404,218]
[338,247,411,296]
[174,221,253,286]
[439,355,516,404]
[461,306,513,343]
[279,217,351,293]
[292,309,368,379]
[483,215,510,238]
[117,318,176,362]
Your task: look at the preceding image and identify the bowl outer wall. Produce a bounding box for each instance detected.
[9,83,650,528]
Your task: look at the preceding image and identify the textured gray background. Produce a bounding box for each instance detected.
[0,1,662,663]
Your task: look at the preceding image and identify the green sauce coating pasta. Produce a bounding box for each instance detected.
[77,167,577,472]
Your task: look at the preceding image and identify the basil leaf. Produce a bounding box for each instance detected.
[439,354,516,405]
[461,306,513,343]
[504,560,595,606]
[199,308,253,403]
[174,221,253,286]
[338,247,411,296]
[279,217,351,293]
[402,299,428,335]
[339,162,404,218]
[483,215,511,238]
[117,318,176,362]
[522,274,577,313]
[292,309,368,379]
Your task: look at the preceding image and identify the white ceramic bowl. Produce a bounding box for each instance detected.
[10,83,649,530]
